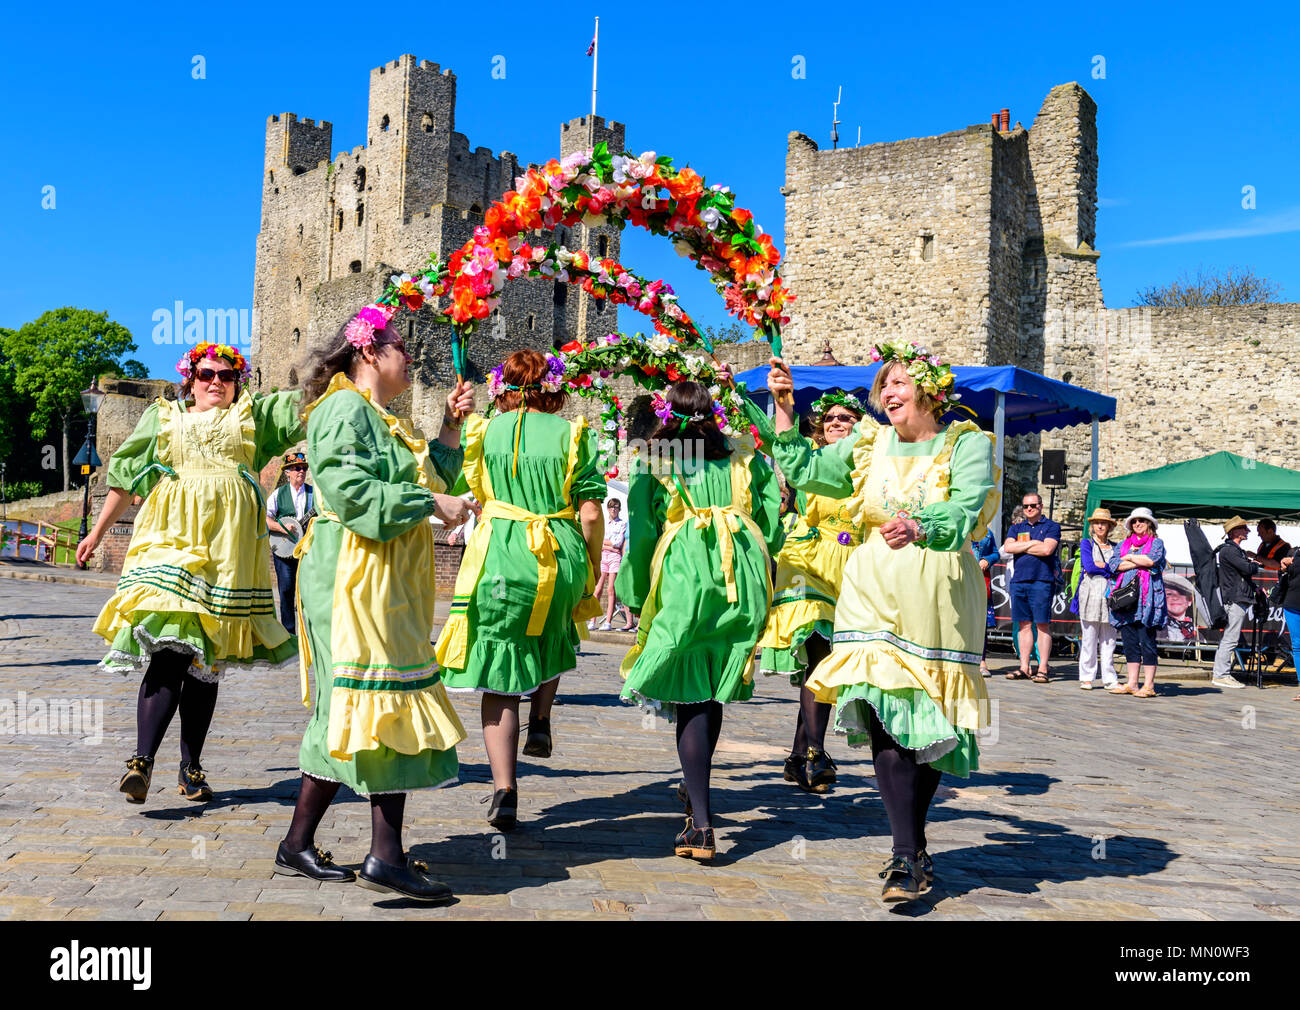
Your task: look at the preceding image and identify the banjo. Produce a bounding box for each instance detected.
[269,487,316,559]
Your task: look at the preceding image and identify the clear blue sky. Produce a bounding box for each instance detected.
[2,3,1296,379]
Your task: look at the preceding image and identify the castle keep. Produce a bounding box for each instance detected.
[782,83,1300,518]
[252,54,625,429]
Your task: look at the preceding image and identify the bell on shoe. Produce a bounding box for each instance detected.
[673,816,715,862]
[879,854,926,903]
[178,763,214,801]
[273,841,356,882]
[803,747,837,794]
[119,755,154,804]
[357,854,453,904]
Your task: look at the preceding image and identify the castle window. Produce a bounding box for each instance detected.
[336,211,344,232]
[355,167,366,192]
[256,367,262,388]
[597,235,608,258]
[292,166,306,176]
[421,113,434,133]
[553,283,567,306]
[920,234,935,261]
[349,260,362,274]
[470,204,482,215]
[289,368,298,387]
[407,321,414,341]
[292,328,300,344]
[297,223,303,244]
[268,170,274,184]
[295,277,302,295]
[526,314,535,331]
[595,298,606,315]
[380,115,390,131]
[356,202,364,226]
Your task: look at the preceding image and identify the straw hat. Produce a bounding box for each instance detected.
[279,451,307,478]
[1086,507,1116,528]
[1222,515,1250,537]
[1123,507,1158,534]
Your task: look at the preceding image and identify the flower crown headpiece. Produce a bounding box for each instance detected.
[811,390,867,420]
[175,342,251,383]
[870,340,961,404]
[651,391,726,427]
[344,302,399,349]
[486,355,566,401]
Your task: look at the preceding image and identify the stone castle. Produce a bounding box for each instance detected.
[251,54,624,427]
[781,82,1300,518]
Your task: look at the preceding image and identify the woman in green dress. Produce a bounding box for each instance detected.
[617,379,782,862]
[434,348,606,832]
[274,306,475,903]
[76,342,303,805]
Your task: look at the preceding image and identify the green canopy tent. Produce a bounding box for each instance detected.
[1084,451,1300,521]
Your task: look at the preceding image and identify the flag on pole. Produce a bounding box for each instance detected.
[586,37,595,56]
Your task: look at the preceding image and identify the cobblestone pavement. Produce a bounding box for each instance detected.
[2,579,1299,921]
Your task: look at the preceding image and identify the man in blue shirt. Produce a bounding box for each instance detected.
[1002,493,1061,681]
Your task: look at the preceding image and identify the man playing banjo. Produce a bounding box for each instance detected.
[267,451,315,635]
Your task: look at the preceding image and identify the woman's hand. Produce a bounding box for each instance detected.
[768,356,796,433]
[75,530,101,568]
[433,494,479,527]
[880,517,922,550]
[979,558,990,572]
[715,362,735,389]
[445,381,474,423]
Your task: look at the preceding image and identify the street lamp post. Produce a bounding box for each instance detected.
[76,379,106,570]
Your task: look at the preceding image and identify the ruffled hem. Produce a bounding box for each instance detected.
[832,682,979,777]
[97,613,297,682]
[298,768,459,797]
[443,671,563,698]
[620,643,756,711]
[326,679,467,761]
[440,630,579,696]
[618,685,751,724]
[759,616,834,684]
[807,639,989,734]
[757,598,835,651]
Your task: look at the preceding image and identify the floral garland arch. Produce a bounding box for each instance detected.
[369,143,795,374]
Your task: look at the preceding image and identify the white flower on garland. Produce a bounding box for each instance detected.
[683,354,705,375]
[648,333,672,355]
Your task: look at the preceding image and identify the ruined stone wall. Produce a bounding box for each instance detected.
[782,126,1001,368]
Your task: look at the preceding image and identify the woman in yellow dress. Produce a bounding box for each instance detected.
[77,343,303,805]
[757,390,865,794]
[275,305,475,902]
[768,342,996,902]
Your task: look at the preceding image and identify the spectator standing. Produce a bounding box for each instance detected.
[1211,515,1258,690]
[1075,508,1119,689]
[1106,508,1167,697]
[590,498,633,631]
[972,529,999,676]
[1002,493,1061,682]
[1255,519,1291,571]
[1277,549,1300,700]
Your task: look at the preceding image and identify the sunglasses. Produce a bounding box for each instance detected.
[285,465,307,472]
[823,413,857,423]
[196,368,239,384]
[1023,503,1042,509]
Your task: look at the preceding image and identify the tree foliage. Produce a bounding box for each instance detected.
[1136,266,1282,308]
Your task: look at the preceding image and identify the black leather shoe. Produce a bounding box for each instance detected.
[784,754,810,790]
[803,748,837,794]
[916,849,934,891]
[673,817,715,862]
[522,717,552,758]
[274,841,356,882]
[879,855,925,903]
[487,788,518,831]
[357,854,453,903]
[119,755,154,804]
[177,763,214,801]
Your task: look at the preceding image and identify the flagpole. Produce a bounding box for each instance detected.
[589,16,599,147]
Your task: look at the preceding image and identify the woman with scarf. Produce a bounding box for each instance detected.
[617,379,782,862]
[768,343,996,903]
[1106,508,1167,697]
[77,343,303,806]
[756,390,866,794]
[275,304,474,902]
[435,349,606,832]
[1074,508,1120,689]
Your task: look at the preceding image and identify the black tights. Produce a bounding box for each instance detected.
[135,648,220,768]
[868,707,943,858]
[676,701,723,830]
[283,775,408,865]
[790,634,833,757]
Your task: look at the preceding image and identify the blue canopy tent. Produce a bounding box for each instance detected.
[734,363,1117,536]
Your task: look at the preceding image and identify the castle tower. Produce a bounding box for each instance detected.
[559,115,626,342]
[366,56,456,225]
